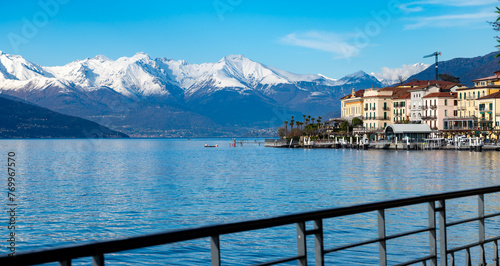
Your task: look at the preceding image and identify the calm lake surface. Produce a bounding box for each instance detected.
[1,138,500,265]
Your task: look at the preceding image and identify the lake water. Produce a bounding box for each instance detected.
[1,138,500,265]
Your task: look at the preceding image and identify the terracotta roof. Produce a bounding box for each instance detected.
[456,85,500,91]
[473,74,500,82]
[340,89,365,100]
[477,91,500,100]
[422,92,457,98]
[393,92,411,99]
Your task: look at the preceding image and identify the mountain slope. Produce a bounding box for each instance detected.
[0,95,129,138]
[406,52,499,86]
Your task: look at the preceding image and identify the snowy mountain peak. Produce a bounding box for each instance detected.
[222,54,247,62]
[346,70,369,78]
[0,52,52,81]
[92,54,111,62]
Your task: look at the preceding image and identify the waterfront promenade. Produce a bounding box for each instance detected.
[265,138,500,151]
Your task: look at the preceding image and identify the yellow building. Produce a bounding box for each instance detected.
[456,72,500,128]
[363,88,392,131]
[477,91,500,130]
[340,88,364,121]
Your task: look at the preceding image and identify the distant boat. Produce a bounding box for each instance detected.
[204,144,218,148]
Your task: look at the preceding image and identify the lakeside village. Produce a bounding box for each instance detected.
[266,72,500,151]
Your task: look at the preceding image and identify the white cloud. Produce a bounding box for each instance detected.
[398,0,498,13]
[403,10,496,30]
[280,31,363,59]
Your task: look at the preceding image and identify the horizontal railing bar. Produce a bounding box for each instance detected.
[447,236,500,254]
[251,255,303,266]
[385,227,432,242]
[324,237,380,254]
[3,185,500,265]
[393,255,436,266]
[447,211,500,227]
[305,229,321,235]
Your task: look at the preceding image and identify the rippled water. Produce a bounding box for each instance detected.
[1,139,500,265]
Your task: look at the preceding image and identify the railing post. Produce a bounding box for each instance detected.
[465,248,471,266]
[378,209,387,266]
[313,219,324,266]
[210,235,221,266]
[92,254,104,266]
[438,200,447,266]
[478,194,486,265]
[297,222,307,266]
[494,240,499,266]
[428,201,437,266]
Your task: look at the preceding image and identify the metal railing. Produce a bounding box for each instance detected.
[2,186,500,266]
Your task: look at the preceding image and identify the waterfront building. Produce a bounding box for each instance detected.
[405,81,462,123]
[421,92,457,130]
[392,92,411,124]
[362,88,391,131]
[384,124,432,142]
[454,72,500,130]
[340,88,365,122]
[476,91,500,130]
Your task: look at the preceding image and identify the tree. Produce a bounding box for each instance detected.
[340,121,349,132]
[277,127,286,138]
[438,73,460,83]
[284,121,288,135]
[492,6,500,58]
[352,117,363,127]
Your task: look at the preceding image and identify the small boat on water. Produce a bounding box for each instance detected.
[204,144,218,148]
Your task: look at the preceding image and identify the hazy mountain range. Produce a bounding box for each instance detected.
[0,51,496,137]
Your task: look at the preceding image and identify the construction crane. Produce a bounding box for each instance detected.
[423,52,441,81]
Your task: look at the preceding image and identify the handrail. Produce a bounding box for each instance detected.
[2,185,500,265]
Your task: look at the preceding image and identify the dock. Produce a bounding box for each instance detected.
[264,138,500,152]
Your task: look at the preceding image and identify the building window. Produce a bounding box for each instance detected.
[444,99,447,106]
[473,92,475,99]
[454,100,457,106]
[445,110,448,116]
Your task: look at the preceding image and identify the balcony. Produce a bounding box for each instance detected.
[371,107,376,111]
[430,105,437,110]
[421,106,427,110]
[364,107,368,111]
[383,107,390,111]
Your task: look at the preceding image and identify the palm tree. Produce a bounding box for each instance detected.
[290,121,295,132]
[296,121,303,131]
[303,114,306,123]
[317,117,322,133]
[284,121,288,136]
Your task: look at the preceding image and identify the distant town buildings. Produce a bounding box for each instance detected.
[339,72,500,138]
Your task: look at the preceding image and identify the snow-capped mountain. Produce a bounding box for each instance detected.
[371,63,430,87]
[0,51,391,136]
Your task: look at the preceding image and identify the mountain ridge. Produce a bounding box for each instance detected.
[1,51,495,137]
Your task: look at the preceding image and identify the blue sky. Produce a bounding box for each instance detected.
[0,0,498,78]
